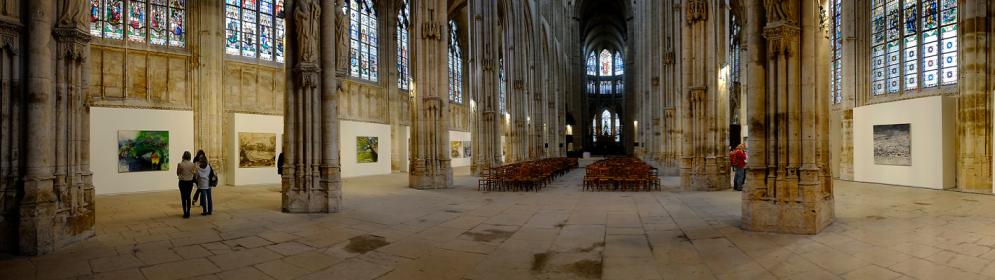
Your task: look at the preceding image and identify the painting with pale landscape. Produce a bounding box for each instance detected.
[873,124,911,166]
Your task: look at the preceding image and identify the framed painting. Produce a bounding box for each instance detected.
[118,130,170,173]
[239,132,277,168]
[357,136,379,163]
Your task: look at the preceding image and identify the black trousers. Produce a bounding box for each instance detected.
[178,180,194,216]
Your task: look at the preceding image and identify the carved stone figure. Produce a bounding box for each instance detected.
[295,0,321,64]
[335,0,349,76]
[764,0,790,23]
[58,0,88,30]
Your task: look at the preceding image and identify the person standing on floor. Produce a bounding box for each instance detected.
[195,153,217,215]
[176,151,197,218]
[729,143,748,191]
[192,150,206,206]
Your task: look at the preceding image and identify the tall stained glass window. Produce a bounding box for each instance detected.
[586,53,597,76]
[448,20,463,103]
[499,57,507,113]
[831,0,842,103]
[90,0,186,47]
[613,113,621,142]
[871,0,958,95]
[599,49,613,76]
[225,0,286,63]
[600,110,612,136]
[349,0,379,81]
[396,0,411,90]
[613,52,624,76]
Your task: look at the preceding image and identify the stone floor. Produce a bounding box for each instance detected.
[5,162,995,280]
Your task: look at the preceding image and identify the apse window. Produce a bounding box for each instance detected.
[871,0,958,95]
[830,0,842,103]
[224,0,287,63]
[90,0,187,48]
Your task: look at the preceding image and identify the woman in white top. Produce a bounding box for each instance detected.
[195,154,215,215]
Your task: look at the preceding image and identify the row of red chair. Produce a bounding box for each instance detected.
[583,157,660,191]
[478,157,578,192]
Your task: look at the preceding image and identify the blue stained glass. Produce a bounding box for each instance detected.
[923,0,937,29]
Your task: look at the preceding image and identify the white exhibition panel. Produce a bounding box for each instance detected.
[450,131,472,167]
[853,96,954,189]
[340,120,392,178]
[232,113,284,186]
[90,107,195,195]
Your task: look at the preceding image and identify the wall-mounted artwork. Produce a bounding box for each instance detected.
[118,130,170,173]
[239,132,277,168]
[462,141,472,158]
[873,123,911,166]
[357,136,379,163]
[451,141,462,158]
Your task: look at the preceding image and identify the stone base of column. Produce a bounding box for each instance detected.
[281,166,341,213]
[17,177,96,255]
[741,168,835,235]
[742,196,834,235]
[409,164,453,190]
[680,158,731,191]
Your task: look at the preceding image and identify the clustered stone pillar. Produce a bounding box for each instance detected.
[0,10,22,253]
[408,0,453,189]
[956,0,993,193]
[17,0,96,255]
[470,0,502,174]
[281,0,341,213]
[741,0,834,234]
[680,0,730,191]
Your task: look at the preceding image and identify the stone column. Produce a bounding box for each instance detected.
[956,0,992,192]
[741,0,834,234]
[680,0,730,191]
[282,0,341,213]
[191,0,225,181]
[0,4,23,253]
[408,0,452,189]
[471,0,501,173]
[19,0,95,255]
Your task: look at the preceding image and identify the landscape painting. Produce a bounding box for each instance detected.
[463,141,472,158]
[451,141,462,158]
[239,132,277,168]
[357,136,379,163]
[873,123,911,166]
[118,130,170,173]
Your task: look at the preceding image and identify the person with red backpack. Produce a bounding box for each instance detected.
[729,144,747,191]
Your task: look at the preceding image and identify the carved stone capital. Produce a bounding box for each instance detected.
[422,21,445,41]
[0,20,21,55]
[689,87,707,103]
[294,64,322,88]
[686,0,708,24]
[763,23,800,57]
[53,27,91,61]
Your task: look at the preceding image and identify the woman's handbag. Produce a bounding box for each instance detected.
[209,166,218,187]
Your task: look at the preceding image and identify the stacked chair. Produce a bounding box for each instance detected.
[583,157,660,191]
[478,157,578,192]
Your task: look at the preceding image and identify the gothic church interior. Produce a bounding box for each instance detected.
[1,0,994,279]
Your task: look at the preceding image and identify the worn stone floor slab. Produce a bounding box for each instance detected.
[3,162,995,279]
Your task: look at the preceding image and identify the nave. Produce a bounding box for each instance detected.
[4,160,995,279]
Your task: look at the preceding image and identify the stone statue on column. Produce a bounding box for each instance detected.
[58,0,88,30]
[295,0,321,65]
[334,0,349,76]
[764,0,791,23]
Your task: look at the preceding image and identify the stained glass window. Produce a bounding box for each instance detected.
[498,58,507,114]
[613,52,623,76]
[225,0,286,63]
[871,0,957,95]
[396,0,411,90]
[90,0,185,47]
[830,0,842,103]
[614,113,621,142]
[349,0,379,81]
[599,50,613,76]
[448,20,463,103]
[601,110,612,136]
[586,53,597,76]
